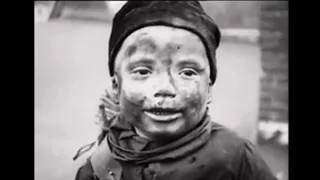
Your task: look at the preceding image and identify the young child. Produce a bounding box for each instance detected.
[74,1,277,180]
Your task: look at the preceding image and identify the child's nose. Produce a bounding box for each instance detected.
[153,74,176,98]
[154,89,176,98]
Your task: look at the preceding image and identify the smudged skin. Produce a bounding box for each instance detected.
[113,26,213,142]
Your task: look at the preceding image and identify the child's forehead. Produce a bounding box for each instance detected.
[115,26,206,62]
[123,26,202,47]
[113,26,208,70]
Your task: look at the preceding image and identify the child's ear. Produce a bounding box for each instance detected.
[111,76,120,102]
[207,81,213,105]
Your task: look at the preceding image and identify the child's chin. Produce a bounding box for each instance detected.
[147,125,188,141]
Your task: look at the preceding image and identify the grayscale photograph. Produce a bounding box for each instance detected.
[34,1,288,180]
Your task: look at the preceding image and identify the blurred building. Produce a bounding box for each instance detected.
[34,1,54,24]
[200,1,260,29]
[35,1,113,24]
[258,1,288,145]
[35,0,289,155]
[257,2,288,180]
[34,0,289,151]
[35,1,288,180]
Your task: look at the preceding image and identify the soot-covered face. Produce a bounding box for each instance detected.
[113,26,212,141]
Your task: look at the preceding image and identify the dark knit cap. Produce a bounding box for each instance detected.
[108,1,221,84]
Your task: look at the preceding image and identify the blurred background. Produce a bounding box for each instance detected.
[34,1,288,180]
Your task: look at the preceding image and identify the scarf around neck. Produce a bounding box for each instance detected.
[107,112,215,165]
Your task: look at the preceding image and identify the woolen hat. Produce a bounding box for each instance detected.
[108,1,221,84]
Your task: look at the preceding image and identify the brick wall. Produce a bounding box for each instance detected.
[259,1,288,123]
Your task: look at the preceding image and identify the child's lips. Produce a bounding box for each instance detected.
[144,109,183,122]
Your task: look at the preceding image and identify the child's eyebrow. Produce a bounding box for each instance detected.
[127,58,156,68]
[176,59,206,69]
[125,38,158,58]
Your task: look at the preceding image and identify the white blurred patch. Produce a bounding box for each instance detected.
[259,121,288,145]
[34,5,51,24]
[105,1,127,15]
[276,172,285,180]
[221,28,260,43]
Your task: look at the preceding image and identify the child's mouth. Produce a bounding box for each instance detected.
[144,108,183,122]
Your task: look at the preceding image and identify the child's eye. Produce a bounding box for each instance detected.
[132,67,152,76]
[180,68,198,77]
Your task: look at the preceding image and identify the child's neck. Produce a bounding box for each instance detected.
[134,127,151,140]
[133,127,182,144]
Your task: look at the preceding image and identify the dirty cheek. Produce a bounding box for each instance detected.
[119,88,147,121]
[180,81,205,115]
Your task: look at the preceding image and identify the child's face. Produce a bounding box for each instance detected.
[113,26,212,141]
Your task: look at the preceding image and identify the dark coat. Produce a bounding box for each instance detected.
[75,125,277,180]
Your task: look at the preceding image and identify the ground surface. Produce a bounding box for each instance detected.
[35,20,287,180]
